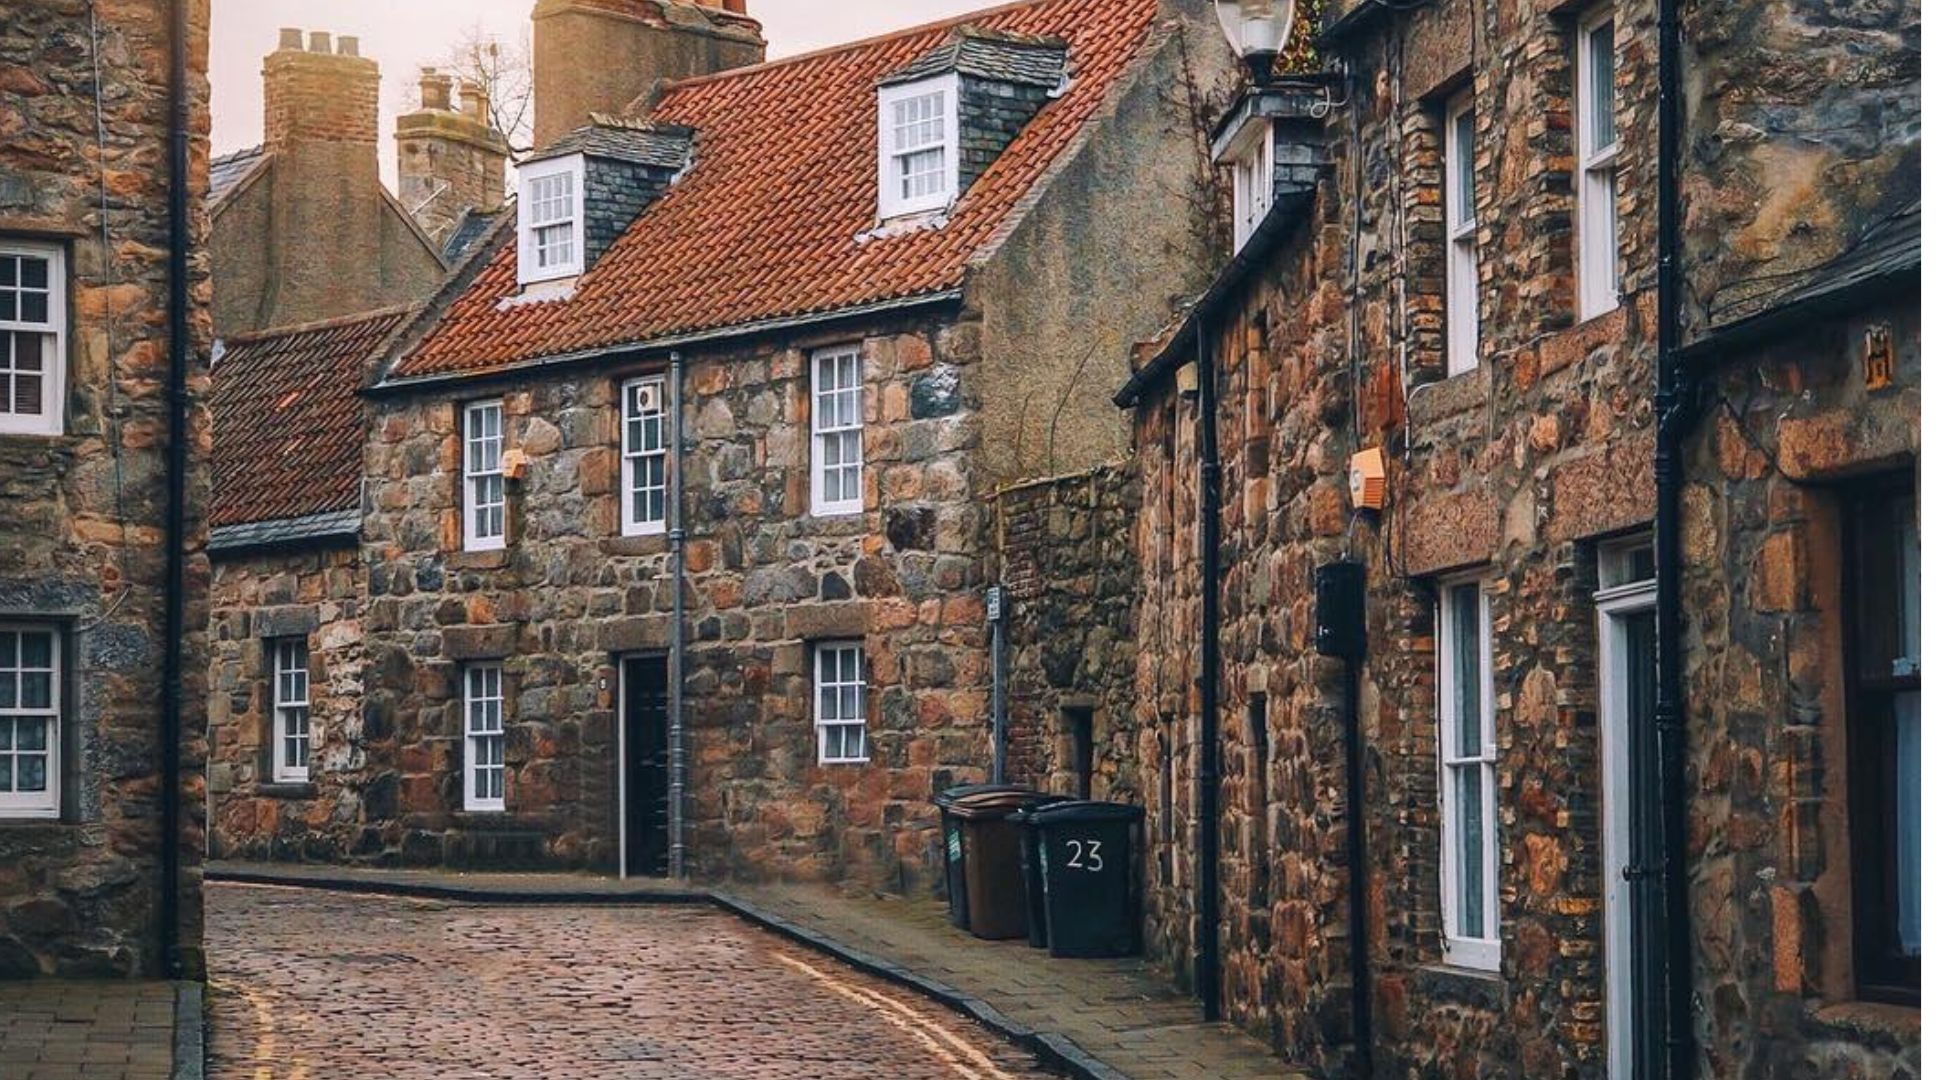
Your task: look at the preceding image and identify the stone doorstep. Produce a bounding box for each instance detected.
[203,863,1145,1079]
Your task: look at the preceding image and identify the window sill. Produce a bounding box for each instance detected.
[1806,1000,1918,1046]
[0,811,64,825]
[1537,302,1629,377]
[254,782,318,800]
[604,533,671,558]
[451,549,510,571]
[1407,363,1490,427]
[1412,962,1506,1009]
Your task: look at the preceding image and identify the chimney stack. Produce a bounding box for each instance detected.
[263,27,380,153]
[396,66,510,246]
[531,0,766,148]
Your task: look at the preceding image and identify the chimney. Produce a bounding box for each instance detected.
[262,27,380,153]
[532,0,766,148]
[396,67,511,247]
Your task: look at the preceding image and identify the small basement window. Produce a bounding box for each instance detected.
[877,74,959,221]
[516,156,585,286]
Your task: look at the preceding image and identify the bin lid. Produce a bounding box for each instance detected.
[947,789,1069,821]
[930,783,1041,809]
[1024,799,1145,826]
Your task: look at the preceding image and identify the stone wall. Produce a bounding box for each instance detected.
[0,0,210,978]
[995,464,1141,801]
[348,314,994,888]
[207,542,366,861]
[1125,0,1918,1073]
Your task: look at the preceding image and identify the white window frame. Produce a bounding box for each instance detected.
[271,637,310,784]
[462,398,506,552]
[813,641,869,766]
[620,374,670,537]
[1576,5,1620,320]
[1443,91,1480,376]
[0,241,65,437]
[515,155,586,287]
[462,663,506,812]
[0,625,59,818]
[809,345,864,517]
[1594,539,1656,1080]
[1231,122,1277,252]
[1437,576,1499,971]
[877,74,959,220]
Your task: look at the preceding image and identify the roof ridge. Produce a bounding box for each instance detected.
[658,0,1084,94]
[212,143,264,166]
[222,303,418,345]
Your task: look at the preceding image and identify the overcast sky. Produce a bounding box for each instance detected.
[211,0,1003,188]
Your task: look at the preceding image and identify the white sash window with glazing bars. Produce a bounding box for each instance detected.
[0,243,64,436]
[463,399,505,551]
[0,626,58,817]
[814,642,868,765]
[810,346,863,516]
[463,663,505,812]
[272,638,310,783]
[621,374,669,536]
[1576,5,1620,320]
[1438,579,1499,970]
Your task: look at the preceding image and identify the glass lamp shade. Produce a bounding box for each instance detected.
[1213,0,1297,61]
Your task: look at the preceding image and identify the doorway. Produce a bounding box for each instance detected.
[619,654,670,877]
[1595,542,1656,1080]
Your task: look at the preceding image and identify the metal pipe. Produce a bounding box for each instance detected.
[1341,656,1373,1073]
[667,350,687,880]
[1197,316,1222,1022]
[1653,0,1696,1071]
[990,587,1008,784]
[160,0,192,979]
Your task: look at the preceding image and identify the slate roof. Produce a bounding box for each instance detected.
[441,207,507,264]
[880,26,1070,88]
[387,0,1159,384]
[209,145,267,207]
[211,307,413,530]
[543,117,697,169]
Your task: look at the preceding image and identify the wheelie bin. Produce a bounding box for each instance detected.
[947,788,1067,940]
[1024,800,1145,958]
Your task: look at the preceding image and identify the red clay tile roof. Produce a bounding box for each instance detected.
[389,0,1160,382]
[211,308,411,527]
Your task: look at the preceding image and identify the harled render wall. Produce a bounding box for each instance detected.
[0,0,210,978]
[350,314,997,887]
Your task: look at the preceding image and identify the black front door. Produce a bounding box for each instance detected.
[622,655,669,877]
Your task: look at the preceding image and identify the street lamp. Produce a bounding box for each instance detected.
[1212,0,1297,83]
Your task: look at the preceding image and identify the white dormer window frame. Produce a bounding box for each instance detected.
[516,155,586,287]
[1229,120,1276,252]
[878,74,960,221]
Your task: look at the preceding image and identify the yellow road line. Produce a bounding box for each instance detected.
[770,951,1018,1080]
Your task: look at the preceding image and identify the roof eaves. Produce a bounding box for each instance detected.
[371,288,965,395]
[1114,190,1315,408]
[209,508,362,556]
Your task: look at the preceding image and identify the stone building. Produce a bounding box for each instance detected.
[206,308,413,863]
[209,29,468,338]
[0,0,210,977]
[396,70,510,249]
[1113,0,1917,1076]
[205,0,1236,889]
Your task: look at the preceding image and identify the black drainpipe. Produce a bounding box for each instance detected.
[1196,317,1223,1022]
[1340,648,1373,1073]
[667,350,688,880]
[1653,0,1696,1072]
[159,0,192,980]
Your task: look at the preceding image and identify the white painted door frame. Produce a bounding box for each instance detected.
[1595,580,1655,1080]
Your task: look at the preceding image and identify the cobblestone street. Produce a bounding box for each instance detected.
[206,883,1057,1079]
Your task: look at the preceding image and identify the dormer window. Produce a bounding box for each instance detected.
[516,156,585,286]
[1230,121,1275,251]
[879,74,959,220]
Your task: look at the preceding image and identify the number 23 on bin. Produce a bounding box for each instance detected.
[1064,839,1103,872]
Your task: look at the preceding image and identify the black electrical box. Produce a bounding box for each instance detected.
[1314,560,1367,660]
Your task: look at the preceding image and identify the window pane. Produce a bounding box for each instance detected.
[1896,690,1920,955]
[1588,22,1617,154]
[18,754,44,793]
[21,256,47,290]
[18,718,45,752]
[0,757,10,792]
[0,672,14,710]
[1452,110,1475,220]
[0,294,13,322]
[0,719,11,749]
[21,292,46,325]
[1451,585,1483,758]
[1457,765,1486,938]
[0,257,15,287]
[20,673,49,711]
